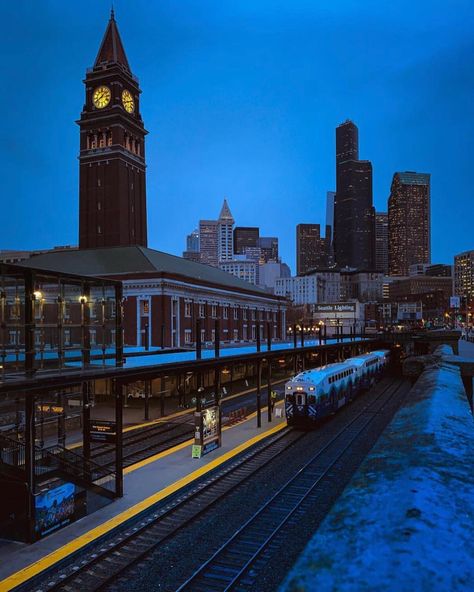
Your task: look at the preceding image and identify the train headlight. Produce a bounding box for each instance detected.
[309,386,315,391]
[286,386,292,390]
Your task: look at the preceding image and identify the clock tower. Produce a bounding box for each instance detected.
[78,10,148,249]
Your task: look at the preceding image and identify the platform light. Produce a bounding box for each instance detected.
[33,290,43,301]
[79,295,88,304]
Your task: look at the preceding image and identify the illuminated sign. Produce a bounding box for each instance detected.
[36,404,64,414]
[314,303,356,314]
[193,405,221,458]
[90,420,117,443]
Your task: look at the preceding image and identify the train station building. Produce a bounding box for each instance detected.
[22,246,287,349]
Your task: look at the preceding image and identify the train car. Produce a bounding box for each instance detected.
[285,361,358,427]
[348,350,390,389]
[285,349,390,428]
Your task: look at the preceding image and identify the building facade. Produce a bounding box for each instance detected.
[296,224,331,275]
[375,212,388,274]
[25,247,286,348]
[234,227,259,254]
[388,275,452,302]
[454,250,474,303]
[186,229,199,253]
[388,171,431,276]
[199,220,218,267]
[217,199,234,262]
[219,256,259,286]
[257,237,279,262]
[258,262,291,290]
[334,121,375,270]
[78,11,148,249]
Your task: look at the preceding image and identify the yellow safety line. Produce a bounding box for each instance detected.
[122,399,284,475]
[0,419,287,592]
[67,378,286,450]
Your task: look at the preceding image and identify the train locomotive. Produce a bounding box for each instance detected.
[285,350,390,427]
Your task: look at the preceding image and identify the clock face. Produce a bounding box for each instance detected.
[122,89,135,113]
[93,86,111,109]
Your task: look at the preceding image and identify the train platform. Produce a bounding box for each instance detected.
[280,344,474,592]
[0,399,287,590]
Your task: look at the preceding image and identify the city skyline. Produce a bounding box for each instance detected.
[2,1,474,269]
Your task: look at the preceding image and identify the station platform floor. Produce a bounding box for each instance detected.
[0,399,287,590]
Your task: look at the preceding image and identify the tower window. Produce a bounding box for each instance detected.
[97,225,102,234]
[97,178,101,187]
[97,201,101,211]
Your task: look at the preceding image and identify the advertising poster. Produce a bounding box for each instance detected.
[35,482,75,537]
[193,405,221,458]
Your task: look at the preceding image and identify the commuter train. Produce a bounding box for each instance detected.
[285,350,390,427]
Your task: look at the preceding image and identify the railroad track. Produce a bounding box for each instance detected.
[90,415,195,469]
[176,378,409,591]
[26,426,305,592]
[87,386,286,470]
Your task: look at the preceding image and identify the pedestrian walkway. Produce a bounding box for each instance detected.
[0,400,287,590]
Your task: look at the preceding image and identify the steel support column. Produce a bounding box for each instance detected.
[25,393,36,541]
[82,381,91,469]
[267,358,272,423]
[214,319,220,359]
[114,379,123,497]
[196,318,202,360]
[256,360,262,428]
[144,379,150,421]
[115,284,124,368]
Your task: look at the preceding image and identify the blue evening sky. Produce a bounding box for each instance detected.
[1,0,473,273]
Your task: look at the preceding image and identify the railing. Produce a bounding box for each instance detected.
[0,433,116,497]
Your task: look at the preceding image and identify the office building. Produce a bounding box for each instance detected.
[257,237,279,262]
[296,224,331,274]
[375,212,389,274]
[454,250,474,303]
[388,171,431,276]
[199,220,219,267]
[234,227,259,254]
[217,199,234,262]
[333,121,375,269]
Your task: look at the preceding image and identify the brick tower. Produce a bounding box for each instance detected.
[78,9,148,249]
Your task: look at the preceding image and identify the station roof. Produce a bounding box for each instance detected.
[20,246,279,299]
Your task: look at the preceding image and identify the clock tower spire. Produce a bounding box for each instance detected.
[78,11,148,249]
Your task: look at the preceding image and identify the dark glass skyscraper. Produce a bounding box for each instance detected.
[334,121,375,270]
[234,227,259,254]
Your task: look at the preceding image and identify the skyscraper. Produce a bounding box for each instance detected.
[454,250,474,304]
[199,220,218,266]
[186,229,199,253]
[183,228,200,262]
[333,121,375,270]
[326,191,335,236]
[375,212,389,274]
[234,227,259,254]
[217,199,234,262]
[257,237,279,263]
[296,224,331,275]
[388,172,431,276]
[78,10,148,249]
